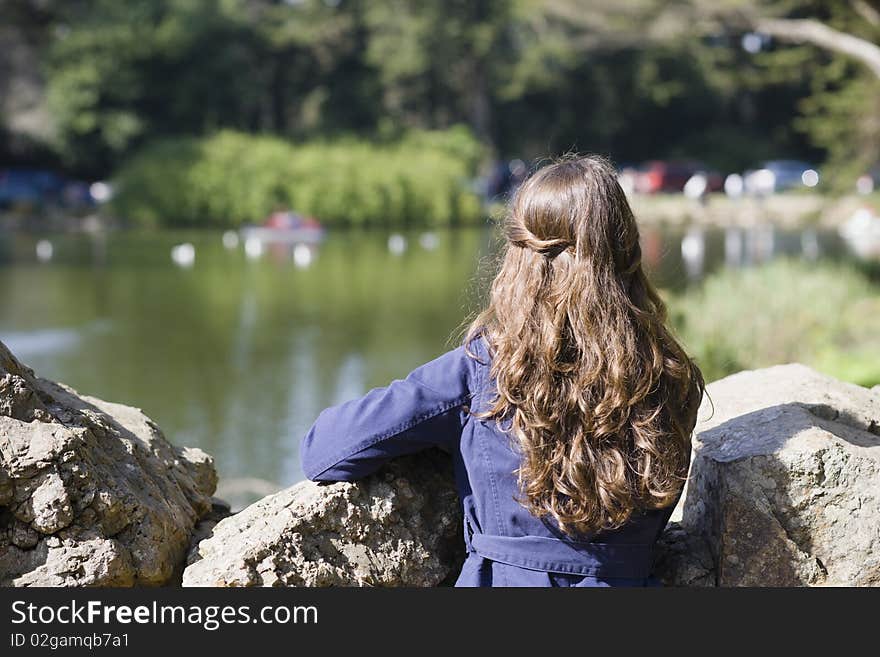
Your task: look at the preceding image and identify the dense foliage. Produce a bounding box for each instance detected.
[5,0,871,177]
[111,128,484,227]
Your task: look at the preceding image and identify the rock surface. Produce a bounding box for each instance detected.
[6,338,872,588]
[657,363,880,586]
[0,340,217,586]
[184,363,879,588]
[183,450,462,587]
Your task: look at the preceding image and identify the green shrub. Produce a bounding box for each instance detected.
[111,127,485,227]
[670,259,880,387]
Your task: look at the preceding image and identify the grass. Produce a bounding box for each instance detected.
[669,258,880,387]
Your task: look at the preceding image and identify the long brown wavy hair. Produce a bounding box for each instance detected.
[466,155,704,536]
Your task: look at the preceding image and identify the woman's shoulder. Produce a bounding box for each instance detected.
[462,333,494,381]
[462,331,491,362]
[408,335,490,397]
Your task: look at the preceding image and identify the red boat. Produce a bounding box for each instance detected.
[239,211,325,245]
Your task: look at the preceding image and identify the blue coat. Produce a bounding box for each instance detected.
[300,337,679,587]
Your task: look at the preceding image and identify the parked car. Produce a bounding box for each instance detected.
[743,160,819,195]
[634,161,723,194]
[0,169,65,208]
[0,168,97,210]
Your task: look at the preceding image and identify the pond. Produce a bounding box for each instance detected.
[0,222,852,506]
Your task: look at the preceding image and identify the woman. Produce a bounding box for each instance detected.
[300,155,705,586]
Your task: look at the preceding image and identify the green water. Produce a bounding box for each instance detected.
[0,224,849,505]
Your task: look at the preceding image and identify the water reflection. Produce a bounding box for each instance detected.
[0,228,492,507]
[0,223,857,506]
[745,223,775,265]
[840,207,880,259]
[3,327,81,357]
[680,227,705,280]
[724,227,743,267]
[801,229,819,261]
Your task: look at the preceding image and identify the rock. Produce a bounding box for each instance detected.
[183,450,463,587]
[187,498,233,556]
[654,522,716,587]
[657,363,880,586]
[10,330,864,588]
[0,340,217,586]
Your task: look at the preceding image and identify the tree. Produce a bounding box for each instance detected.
[6,0,858,179]
[46,0,270,174]
[715,0,880,184]
[542,0,880,181]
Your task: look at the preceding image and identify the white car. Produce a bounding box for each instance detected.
[743,160,820,195]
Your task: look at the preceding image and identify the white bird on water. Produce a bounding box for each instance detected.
[418,232,439,251]
[171,242,195,268]
[293,243,313,268]
[244,236,264,260]
[222,230,240,249]
[388,233,407,255]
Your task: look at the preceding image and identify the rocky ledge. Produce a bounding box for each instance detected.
[3,336,878,587]
[183,363,879,587]
[0,340,217,586]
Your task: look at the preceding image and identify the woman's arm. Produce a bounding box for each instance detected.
[300,345,476,481]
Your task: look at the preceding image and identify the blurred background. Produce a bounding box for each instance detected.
[2,0,879,507]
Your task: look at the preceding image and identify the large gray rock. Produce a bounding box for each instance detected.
[658,364,880,586]
[183,451,462,587]
[0,340,217,586]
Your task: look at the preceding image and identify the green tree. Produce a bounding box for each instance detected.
[12,0,871,181]
[363,0,510,145]
[46,0,268,174]
[684,0,880,185]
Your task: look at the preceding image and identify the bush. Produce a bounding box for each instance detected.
[111,127,485,227]
[670,259,880,387]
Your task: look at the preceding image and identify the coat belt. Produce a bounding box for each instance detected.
[467,531,655,579]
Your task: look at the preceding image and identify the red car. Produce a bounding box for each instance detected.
[635,161,723,194]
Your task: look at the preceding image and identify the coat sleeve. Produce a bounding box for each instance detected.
[299,345,476,482]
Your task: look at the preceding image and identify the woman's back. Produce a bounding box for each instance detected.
[301,336,686,586]
[450,338,682,587]
[301,155,704,586]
